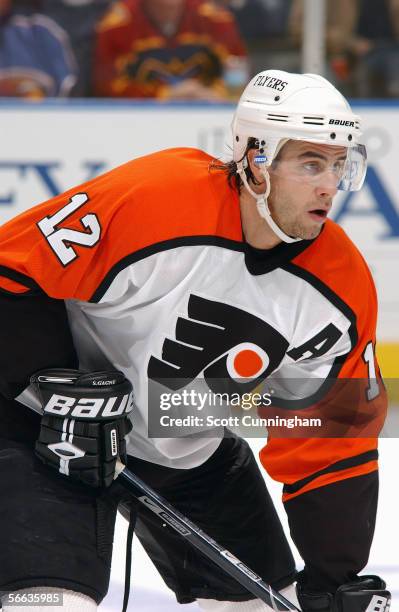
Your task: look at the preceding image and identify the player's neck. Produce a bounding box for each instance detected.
[239,190,281,250]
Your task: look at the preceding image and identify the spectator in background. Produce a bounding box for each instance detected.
[218,0,292,42]
[41,0,113,97]
[289,0,399,98]
[216,0,296,75]
[289,0,354,92]
[93,0,249,101]
[0,0,77,98]
[349,0,399,97]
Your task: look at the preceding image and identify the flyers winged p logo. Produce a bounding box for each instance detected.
[148,294,289,393]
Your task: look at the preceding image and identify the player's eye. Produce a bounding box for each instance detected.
[301,160,324,175]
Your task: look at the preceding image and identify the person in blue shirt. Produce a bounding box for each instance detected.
[0,0,77,98]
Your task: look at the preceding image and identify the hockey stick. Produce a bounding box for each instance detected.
[19,388,299,610]
[115,461,300,611]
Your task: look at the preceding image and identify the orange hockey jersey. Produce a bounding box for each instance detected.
[0,147,386,478]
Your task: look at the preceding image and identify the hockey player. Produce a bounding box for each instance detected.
[0,70,390,612]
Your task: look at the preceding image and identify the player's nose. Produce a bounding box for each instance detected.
[314,171,339,198]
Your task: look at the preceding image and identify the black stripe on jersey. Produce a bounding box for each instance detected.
[0,265,42,294]
[90,235,319,303]
[282,262,358,349]
[282,449,378,495]
[89,236,245,302]
[262,261,358,410]
[244,237,316,275]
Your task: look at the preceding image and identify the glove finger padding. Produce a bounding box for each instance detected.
[31,369,134,487]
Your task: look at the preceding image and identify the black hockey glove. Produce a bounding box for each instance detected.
[31,368,134,487]
[297,575,391,612]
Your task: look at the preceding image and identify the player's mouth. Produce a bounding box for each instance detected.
[308,209,329,223]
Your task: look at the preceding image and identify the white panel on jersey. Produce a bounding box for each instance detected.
[66,245,354,469]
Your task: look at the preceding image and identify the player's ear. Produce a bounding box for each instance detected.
[247,148,265,184]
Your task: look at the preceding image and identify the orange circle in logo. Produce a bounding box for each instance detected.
[233,350,263,377]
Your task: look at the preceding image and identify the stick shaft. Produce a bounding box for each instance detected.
[117,463,300,611]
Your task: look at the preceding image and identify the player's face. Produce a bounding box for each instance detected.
[267,140,347,240]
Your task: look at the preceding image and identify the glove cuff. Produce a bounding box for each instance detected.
[31,368,133,421]
[296,576,391,612]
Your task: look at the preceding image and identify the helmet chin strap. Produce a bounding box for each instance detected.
[237,161,302,244]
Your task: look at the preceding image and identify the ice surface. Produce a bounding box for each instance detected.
[100,438,398,611]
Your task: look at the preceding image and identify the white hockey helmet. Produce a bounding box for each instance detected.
[232,70,367,192]
[231,70,367,243]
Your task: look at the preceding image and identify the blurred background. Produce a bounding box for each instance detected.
[3,0,399,101]
[0,1,398,610]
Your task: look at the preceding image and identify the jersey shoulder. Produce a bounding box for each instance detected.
[121,145,240,227]
[292,219,377,313]
[109,146,241,241]
[0,147,241,300]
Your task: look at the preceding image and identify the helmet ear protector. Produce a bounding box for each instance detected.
[254,155,267,166]
[253,139,268,167]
